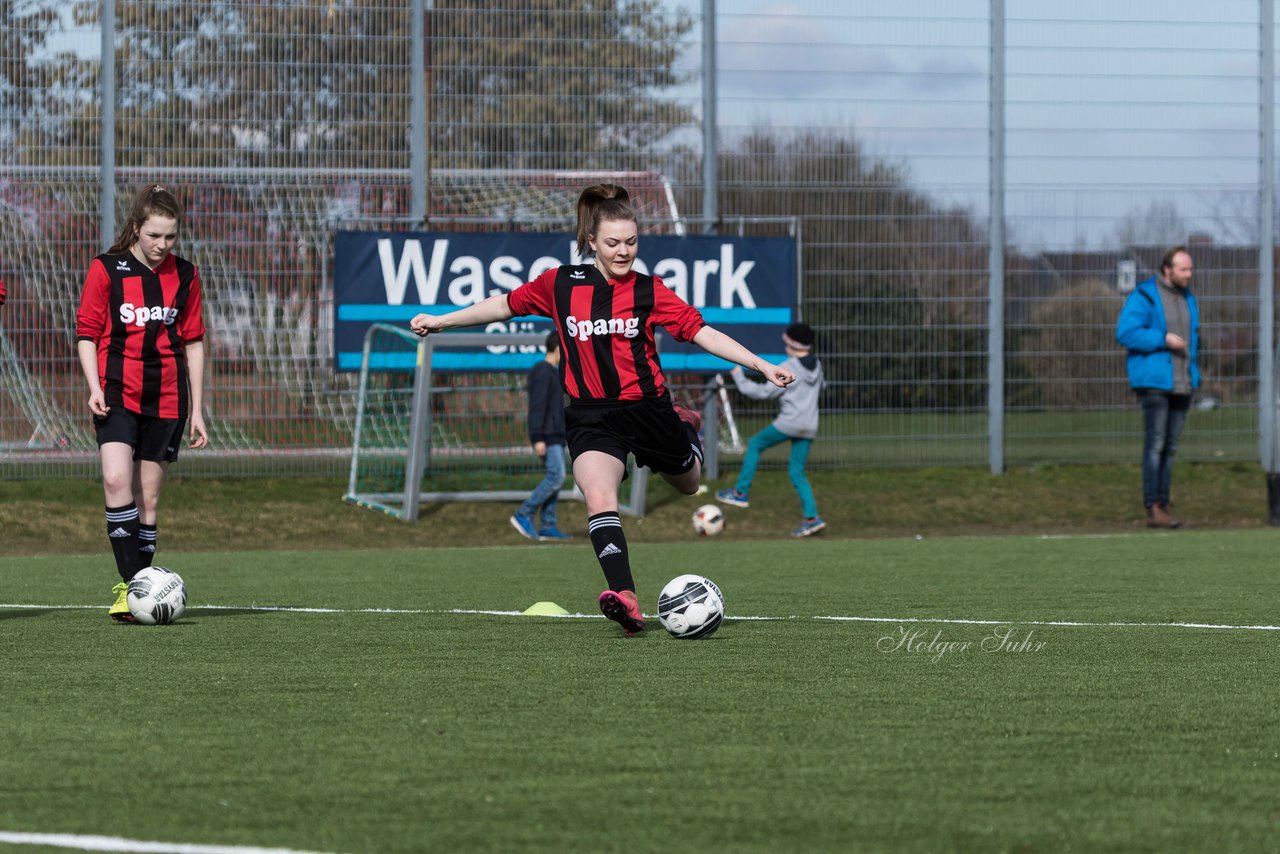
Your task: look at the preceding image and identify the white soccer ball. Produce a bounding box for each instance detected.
[127,566,187,625]
[691,504,725,537]
[657,574,725,640]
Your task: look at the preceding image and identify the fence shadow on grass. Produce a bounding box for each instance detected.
[0,608,55,622]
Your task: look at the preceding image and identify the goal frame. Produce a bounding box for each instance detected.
[344,324,652,521]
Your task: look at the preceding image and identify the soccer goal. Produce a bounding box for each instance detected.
[344,324,652,521]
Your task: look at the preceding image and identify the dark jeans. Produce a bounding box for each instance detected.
[1139,391,1191,508]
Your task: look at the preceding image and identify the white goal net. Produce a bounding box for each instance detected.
[0,166,690,477]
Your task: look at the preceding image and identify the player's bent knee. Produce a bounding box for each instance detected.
[664,471,701,496]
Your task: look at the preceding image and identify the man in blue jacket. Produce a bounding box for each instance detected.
[1116,246,1199,529]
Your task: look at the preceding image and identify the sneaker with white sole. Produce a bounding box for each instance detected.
[510,513,537,540]
[716,488,750,509]
[537,527,573,542]
[792,517,827,538]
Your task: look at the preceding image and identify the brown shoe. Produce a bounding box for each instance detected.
[1158,503,1183,529]
[1146,504,1179,529]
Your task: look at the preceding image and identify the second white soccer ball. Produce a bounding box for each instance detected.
[127,566,187,625]
[691,504,725,536]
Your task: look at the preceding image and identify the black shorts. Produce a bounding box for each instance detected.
[93,408,186,463]
[566,395,701,476]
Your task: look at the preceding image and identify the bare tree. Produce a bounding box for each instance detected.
[1112,199,1189,248]
[698,129,990,411]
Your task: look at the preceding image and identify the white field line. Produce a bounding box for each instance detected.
[0,830,334,854]
[1,602,1278,632]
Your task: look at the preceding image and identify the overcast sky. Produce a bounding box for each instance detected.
[683,0,1271,247]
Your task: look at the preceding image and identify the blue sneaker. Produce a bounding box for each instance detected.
[716,488,750,509]
[537,527,574,542]
[510,513,537,540]
[792,517,827,538]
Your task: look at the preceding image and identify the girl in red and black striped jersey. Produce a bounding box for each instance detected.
[75,184,209,622]
[411,184,794,636]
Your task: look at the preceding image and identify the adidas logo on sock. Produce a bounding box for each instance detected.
[140,545,156,553]
[108,527,130,538]
[597,543,622,558]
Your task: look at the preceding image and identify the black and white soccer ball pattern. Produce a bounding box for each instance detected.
[657,574,725,639]
[126,566,187,625]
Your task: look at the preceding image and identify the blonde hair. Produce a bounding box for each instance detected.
[108,184,183,254]
[575,183,635,257]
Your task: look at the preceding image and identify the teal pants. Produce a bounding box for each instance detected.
[734,424,818,518]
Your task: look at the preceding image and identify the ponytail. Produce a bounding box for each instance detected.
[108,184,183,254]
[575,183,635,257]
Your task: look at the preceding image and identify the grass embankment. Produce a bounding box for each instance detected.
[2,461,1275,557]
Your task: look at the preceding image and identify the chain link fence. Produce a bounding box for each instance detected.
[1,1,1275,477]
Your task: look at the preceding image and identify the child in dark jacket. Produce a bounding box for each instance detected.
[511,332,572,541]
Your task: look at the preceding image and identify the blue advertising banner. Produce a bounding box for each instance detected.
[333,231,797,372]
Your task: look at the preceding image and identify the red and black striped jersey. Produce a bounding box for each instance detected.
[76,252,206,419]
[507,265,705,402]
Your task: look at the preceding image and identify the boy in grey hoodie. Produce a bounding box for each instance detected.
[717,322,826,537]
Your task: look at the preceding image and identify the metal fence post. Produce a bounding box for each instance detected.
[703,377,720,481]
[403,337,434,522]
[411,0,427,224]
[100,0,116,251]
[702,0,717,234]
[987,0,1006,475]
[1260,0,1277,469]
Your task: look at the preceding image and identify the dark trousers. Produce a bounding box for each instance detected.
[1139,391,1191,508]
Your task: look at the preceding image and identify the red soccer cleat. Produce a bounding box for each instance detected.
[598,589,646,636]
[673,403,702,434]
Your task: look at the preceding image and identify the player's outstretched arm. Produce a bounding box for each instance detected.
[410,293,514,337]
[692,326,795,388]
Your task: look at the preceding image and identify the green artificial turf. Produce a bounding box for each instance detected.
[2,532,1278,852]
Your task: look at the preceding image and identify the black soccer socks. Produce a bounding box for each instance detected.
[105,503,142,582]
[588,511,634,593]
[138,523,157,568]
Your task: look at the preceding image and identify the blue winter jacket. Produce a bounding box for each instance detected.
[1115,276,1200,392]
